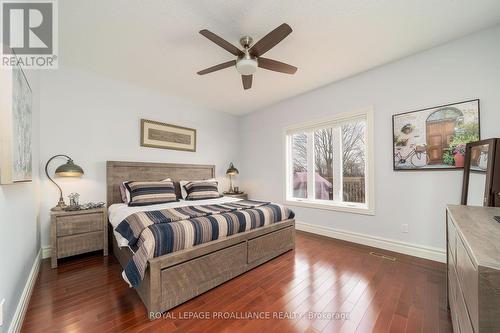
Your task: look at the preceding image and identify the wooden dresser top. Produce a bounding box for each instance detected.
[447,205,500,269]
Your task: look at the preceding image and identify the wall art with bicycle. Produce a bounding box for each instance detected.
[392,99,480,171]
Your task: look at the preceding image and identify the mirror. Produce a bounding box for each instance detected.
[461,139,497,206]
[467,144,489,206]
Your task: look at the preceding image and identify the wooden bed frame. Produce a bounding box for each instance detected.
[106,161,295,318]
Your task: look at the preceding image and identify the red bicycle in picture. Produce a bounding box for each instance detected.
[394,144,429,168]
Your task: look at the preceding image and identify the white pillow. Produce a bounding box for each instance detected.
[123,178,171,204]
[180,178,219,199]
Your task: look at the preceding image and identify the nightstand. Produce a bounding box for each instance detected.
[50,207,108,268]
[223,192,248,200]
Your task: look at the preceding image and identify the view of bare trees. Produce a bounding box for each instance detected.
[292,134,307,172]
[290,120,366,203]
[314,128,333,182]
[342,121,366,203]
[342,121,366,177]
[291,134,308,198]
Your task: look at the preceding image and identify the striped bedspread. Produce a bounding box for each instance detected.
[115,200,295,287]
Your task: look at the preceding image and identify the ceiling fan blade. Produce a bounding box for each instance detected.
[258,57,297,74]
[249,23,292,57]
[197,60,236,75]
[199,29,244,57]
[242,75,252,90]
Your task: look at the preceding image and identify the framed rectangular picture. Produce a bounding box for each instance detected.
[392,99,480,171]
[0,55,33,184]
[140,119,196,152]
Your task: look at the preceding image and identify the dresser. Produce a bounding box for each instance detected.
[51,208,108,268]
[446,205,500,332]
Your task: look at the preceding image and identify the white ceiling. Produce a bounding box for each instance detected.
[59,0,500,115]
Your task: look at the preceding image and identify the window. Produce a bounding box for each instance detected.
[285,109,374,214]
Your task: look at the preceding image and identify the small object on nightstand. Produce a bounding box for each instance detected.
[63,202,106,211]
[223,192,248,200]
[51,207,108,268]
[495,216,500,223]
[68,192,80,206]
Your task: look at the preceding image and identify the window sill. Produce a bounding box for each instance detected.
[285,199,375,216]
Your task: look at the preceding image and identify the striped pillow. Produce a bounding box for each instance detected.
[125,180,177,206]
[184,180,221,200]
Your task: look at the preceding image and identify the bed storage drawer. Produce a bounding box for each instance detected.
[161,242,247,306]
[247,226,294,264]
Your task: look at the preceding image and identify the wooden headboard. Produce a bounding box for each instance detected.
[106,161,215,206]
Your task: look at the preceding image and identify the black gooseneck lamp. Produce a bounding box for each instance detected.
[45,154,84,211]
[225,162,239,193]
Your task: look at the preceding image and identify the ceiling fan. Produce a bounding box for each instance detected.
[197,23,297,90]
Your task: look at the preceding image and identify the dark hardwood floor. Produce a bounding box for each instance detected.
[21,232,452,333]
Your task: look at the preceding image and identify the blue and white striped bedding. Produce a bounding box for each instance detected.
[113,198,295,287]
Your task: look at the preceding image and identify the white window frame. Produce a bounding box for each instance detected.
[283,107,375,215]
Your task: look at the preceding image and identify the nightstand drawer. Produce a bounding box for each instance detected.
[56,213,103,236]
[57,231,104,258]
[223,193,248,200]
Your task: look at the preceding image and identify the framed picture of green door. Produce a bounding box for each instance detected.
[392,99,480,171]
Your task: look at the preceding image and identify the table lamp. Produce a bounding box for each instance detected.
[45,154,84,210]
[226,162,239,193]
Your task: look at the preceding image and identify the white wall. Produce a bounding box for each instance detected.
[240,26,500,253]
[38,67,241,248]
[0,71,40,333]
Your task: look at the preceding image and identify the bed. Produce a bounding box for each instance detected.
[106,161,295,318]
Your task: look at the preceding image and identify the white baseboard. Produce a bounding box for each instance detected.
[41,246,51,259]
[295,221,446,263]
[8,249,41,333]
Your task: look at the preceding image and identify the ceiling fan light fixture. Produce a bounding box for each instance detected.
[236,57,257,75]
[197,24,296,90]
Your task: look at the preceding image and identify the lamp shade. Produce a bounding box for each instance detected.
[226,162,239,176]
[55,159,84,177]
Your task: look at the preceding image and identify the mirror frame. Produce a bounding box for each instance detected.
[494,142,500,207]
[461,139,497,206]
